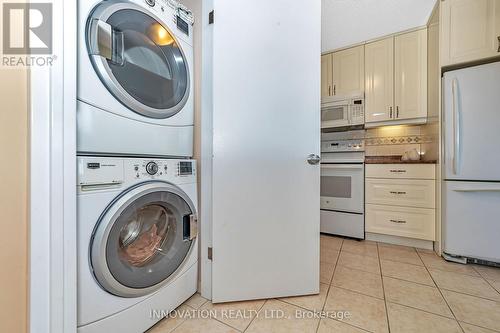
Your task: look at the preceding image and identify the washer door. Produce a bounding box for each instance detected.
[87,1,190,119]
[91,182,197,298]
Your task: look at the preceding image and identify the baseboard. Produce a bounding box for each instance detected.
[365,232,434,250]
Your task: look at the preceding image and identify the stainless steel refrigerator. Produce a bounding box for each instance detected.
[442,61,500,264]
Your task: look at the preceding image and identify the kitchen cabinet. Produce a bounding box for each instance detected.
[395,29,428,121]
[321,45,364,98]
[332,45,365,96]
[365,29,428,127]
[366,204,435,241]
[365,37,394,123]
[321,54,333,98]
[365,164,436,241]
[441,0,500,67]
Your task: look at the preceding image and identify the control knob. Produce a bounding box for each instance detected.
[146,162,159,175]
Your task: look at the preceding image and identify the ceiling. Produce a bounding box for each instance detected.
[322,0,437,52]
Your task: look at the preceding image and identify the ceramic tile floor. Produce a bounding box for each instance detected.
[148,235,500,333]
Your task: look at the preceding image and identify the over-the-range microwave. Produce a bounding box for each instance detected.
[321,94,364,130]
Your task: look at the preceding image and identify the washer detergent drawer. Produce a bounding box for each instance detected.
[366,178,435,209]
[366,204,435,241]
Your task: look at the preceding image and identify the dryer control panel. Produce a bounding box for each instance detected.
[78,157,196,189]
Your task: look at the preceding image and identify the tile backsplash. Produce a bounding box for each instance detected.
[321,124,439,161]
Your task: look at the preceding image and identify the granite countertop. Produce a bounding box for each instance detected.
[365,156,438,164]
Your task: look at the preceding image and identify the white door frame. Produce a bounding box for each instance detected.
[29,0,77,332]
[200,0,214,300]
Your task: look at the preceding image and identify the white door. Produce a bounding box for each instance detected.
[441,0,500,67]
[332,45,365,96]
[394,29,427,121]
[211,0,321,302]
[443,61,500,181]
[365,37,394,123]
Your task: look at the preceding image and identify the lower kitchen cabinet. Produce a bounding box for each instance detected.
[366,204,435,241]
[365,164,436,241]
[365,178,435,208]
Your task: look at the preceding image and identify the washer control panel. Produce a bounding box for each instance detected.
[146,161,159,175]
[78,157,196,188]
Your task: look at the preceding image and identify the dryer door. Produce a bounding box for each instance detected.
[91,182,197,298]
[87,2,190,119]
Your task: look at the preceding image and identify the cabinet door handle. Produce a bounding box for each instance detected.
[390,219,407,224]
[396,106,400,118]
[497,36,500,53]
[389,191,407,195]
[389,106,393,118]
[333,84,336,95]
[389,169,407,173]
[328,86,331,96]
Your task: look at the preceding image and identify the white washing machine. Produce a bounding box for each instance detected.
[77,156,198,333]
[78,0,194,157]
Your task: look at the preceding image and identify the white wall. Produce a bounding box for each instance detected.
[322,0,436,52]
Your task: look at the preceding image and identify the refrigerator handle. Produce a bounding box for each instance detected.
[454,188,500,193]
[452,78,461,175]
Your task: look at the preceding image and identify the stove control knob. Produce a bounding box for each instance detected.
[146,162,158,175]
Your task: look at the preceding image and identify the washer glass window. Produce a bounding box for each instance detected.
[88,6,189,118]
[93,187,194,296]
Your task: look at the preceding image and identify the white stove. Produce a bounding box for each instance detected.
[320,139,365,239]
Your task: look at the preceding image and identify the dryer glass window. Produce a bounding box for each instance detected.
[88,7,189,119]
[102,190,193,291]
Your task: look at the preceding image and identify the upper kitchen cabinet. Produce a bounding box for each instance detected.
[394,29,428,122]
[321,54,333,98]
[365,37,394,123]
[365,29,428,127]
[321,45,365,99]
[332,45,365,96]
[441,0,500,67]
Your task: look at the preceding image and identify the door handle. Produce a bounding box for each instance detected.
[451,78,461,175]
[389,106,393,118]
[322,164,364,170]
[497,36,500,53]
[307,154,321,165]
[183,214,198,241]
[396,106,400,118]
[89,19,124,64]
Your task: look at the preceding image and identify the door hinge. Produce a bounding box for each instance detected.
[208,247,213,260]
[209,10,214,24]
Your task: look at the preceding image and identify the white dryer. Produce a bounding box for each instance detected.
[77,156,198,333]
[78,0,194,157]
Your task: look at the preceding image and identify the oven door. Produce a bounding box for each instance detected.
[321,163,364,213]
[321,102,349,128]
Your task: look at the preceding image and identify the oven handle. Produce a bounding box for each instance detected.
[321,164,364,170]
